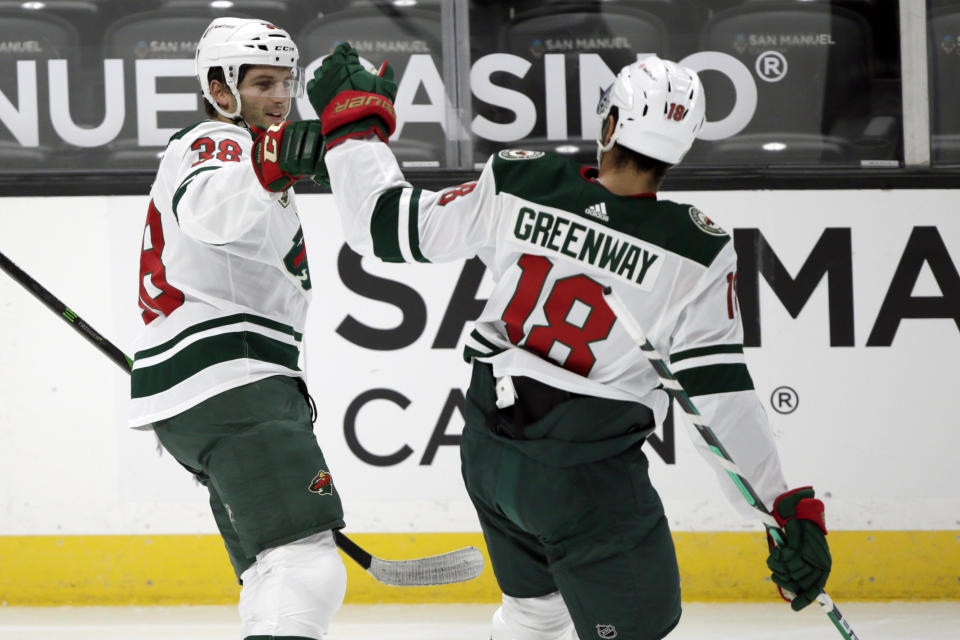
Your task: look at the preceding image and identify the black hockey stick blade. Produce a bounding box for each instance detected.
[1,250,485,587]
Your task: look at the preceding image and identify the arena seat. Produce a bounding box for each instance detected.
[690,0,898,166]
[99,9,258,170]
[474,2,668,166]
[154,0,299,31]
[929,5,960,164]
[296,1,446,169]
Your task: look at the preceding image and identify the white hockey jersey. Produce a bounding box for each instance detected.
[129,120,312,428]
[326,139,788,516]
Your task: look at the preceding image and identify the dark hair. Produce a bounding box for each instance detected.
[603,109,672,184]
[202,65,251,118]
[608,143,671,184]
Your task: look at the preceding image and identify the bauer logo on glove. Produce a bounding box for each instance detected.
[322,90,397,144]
[333,93,396,118]
[307,42,398,150]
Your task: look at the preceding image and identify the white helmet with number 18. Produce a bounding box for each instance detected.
[196,17,302,120]
[596,55,705,166]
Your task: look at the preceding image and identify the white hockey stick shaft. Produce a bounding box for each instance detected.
[602,287,860,640]
[1,250,484,587]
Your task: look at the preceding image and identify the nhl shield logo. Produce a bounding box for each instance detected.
[309,470,334,496]
[596,624,617,639]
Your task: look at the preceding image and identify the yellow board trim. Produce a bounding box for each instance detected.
[1,531,957,605]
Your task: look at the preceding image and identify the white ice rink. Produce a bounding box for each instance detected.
[0,602,957,639]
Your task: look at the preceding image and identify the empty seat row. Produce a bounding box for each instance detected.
[0,0,956,169]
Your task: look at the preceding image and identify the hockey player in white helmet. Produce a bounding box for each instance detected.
[309,44,834,639]
[130,17,344,640]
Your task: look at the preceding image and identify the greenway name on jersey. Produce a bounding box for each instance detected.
[512,206,663,289]
[129,120,311,427]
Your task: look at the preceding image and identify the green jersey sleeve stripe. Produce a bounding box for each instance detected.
[670,344,743,363]
[172,165,220,222]
[168,121,204,143]
[469,329,501,351]
[134,313,301,361]
[370,186,404,262]
[674,363,755,397]
[462,346,485,362]
[131,331,300,398]
[462,344,507,363]
[462,329,506,362]
[408,188,429,263]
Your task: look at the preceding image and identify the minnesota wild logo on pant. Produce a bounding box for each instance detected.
[309,470,333,495]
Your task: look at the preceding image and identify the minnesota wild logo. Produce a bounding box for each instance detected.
[498,149,544,161]
[309,470,334,496]
[283,227,311,290]
[688,206,726,236]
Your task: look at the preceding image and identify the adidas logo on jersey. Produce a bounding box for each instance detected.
[584,202,609,222]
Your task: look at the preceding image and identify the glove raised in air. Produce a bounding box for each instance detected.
[307,41,398,150]
[766,486,832,611]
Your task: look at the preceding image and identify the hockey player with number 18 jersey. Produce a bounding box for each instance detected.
[310,43,832,640]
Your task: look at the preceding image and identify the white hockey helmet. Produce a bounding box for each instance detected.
[596,55,705,166]
[196,17,302,120]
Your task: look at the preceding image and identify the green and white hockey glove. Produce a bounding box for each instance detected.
[306,41,398,150]
[766,486,831,611]
[251,120,324,192]
[312,159,331,189]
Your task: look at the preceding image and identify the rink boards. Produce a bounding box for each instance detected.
[0,191,957,604]
[1,531,958,605]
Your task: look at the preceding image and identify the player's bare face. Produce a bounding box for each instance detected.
[238,66,295,129]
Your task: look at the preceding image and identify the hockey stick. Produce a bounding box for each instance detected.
[601,286,861,640]
[0,250,133,370]
[0,249,485,587]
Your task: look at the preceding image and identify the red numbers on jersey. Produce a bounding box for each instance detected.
[191,137,242,166]
[438,182,477,206]
[138,200,185,324]
[726,271,739,319]
[501,254,616,376]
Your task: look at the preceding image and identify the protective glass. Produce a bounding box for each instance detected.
[238,66,305,99]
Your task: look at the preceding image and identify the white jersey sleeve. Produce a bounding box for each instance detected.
[326,137,499,263]
[669,242,788,516]
[162,121,279,245]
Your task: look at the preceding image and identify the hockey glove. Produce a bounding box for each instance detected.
[766,486,831,611]
[312,158,331,189]
[251,120,324,192]
[306,41,398,150]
